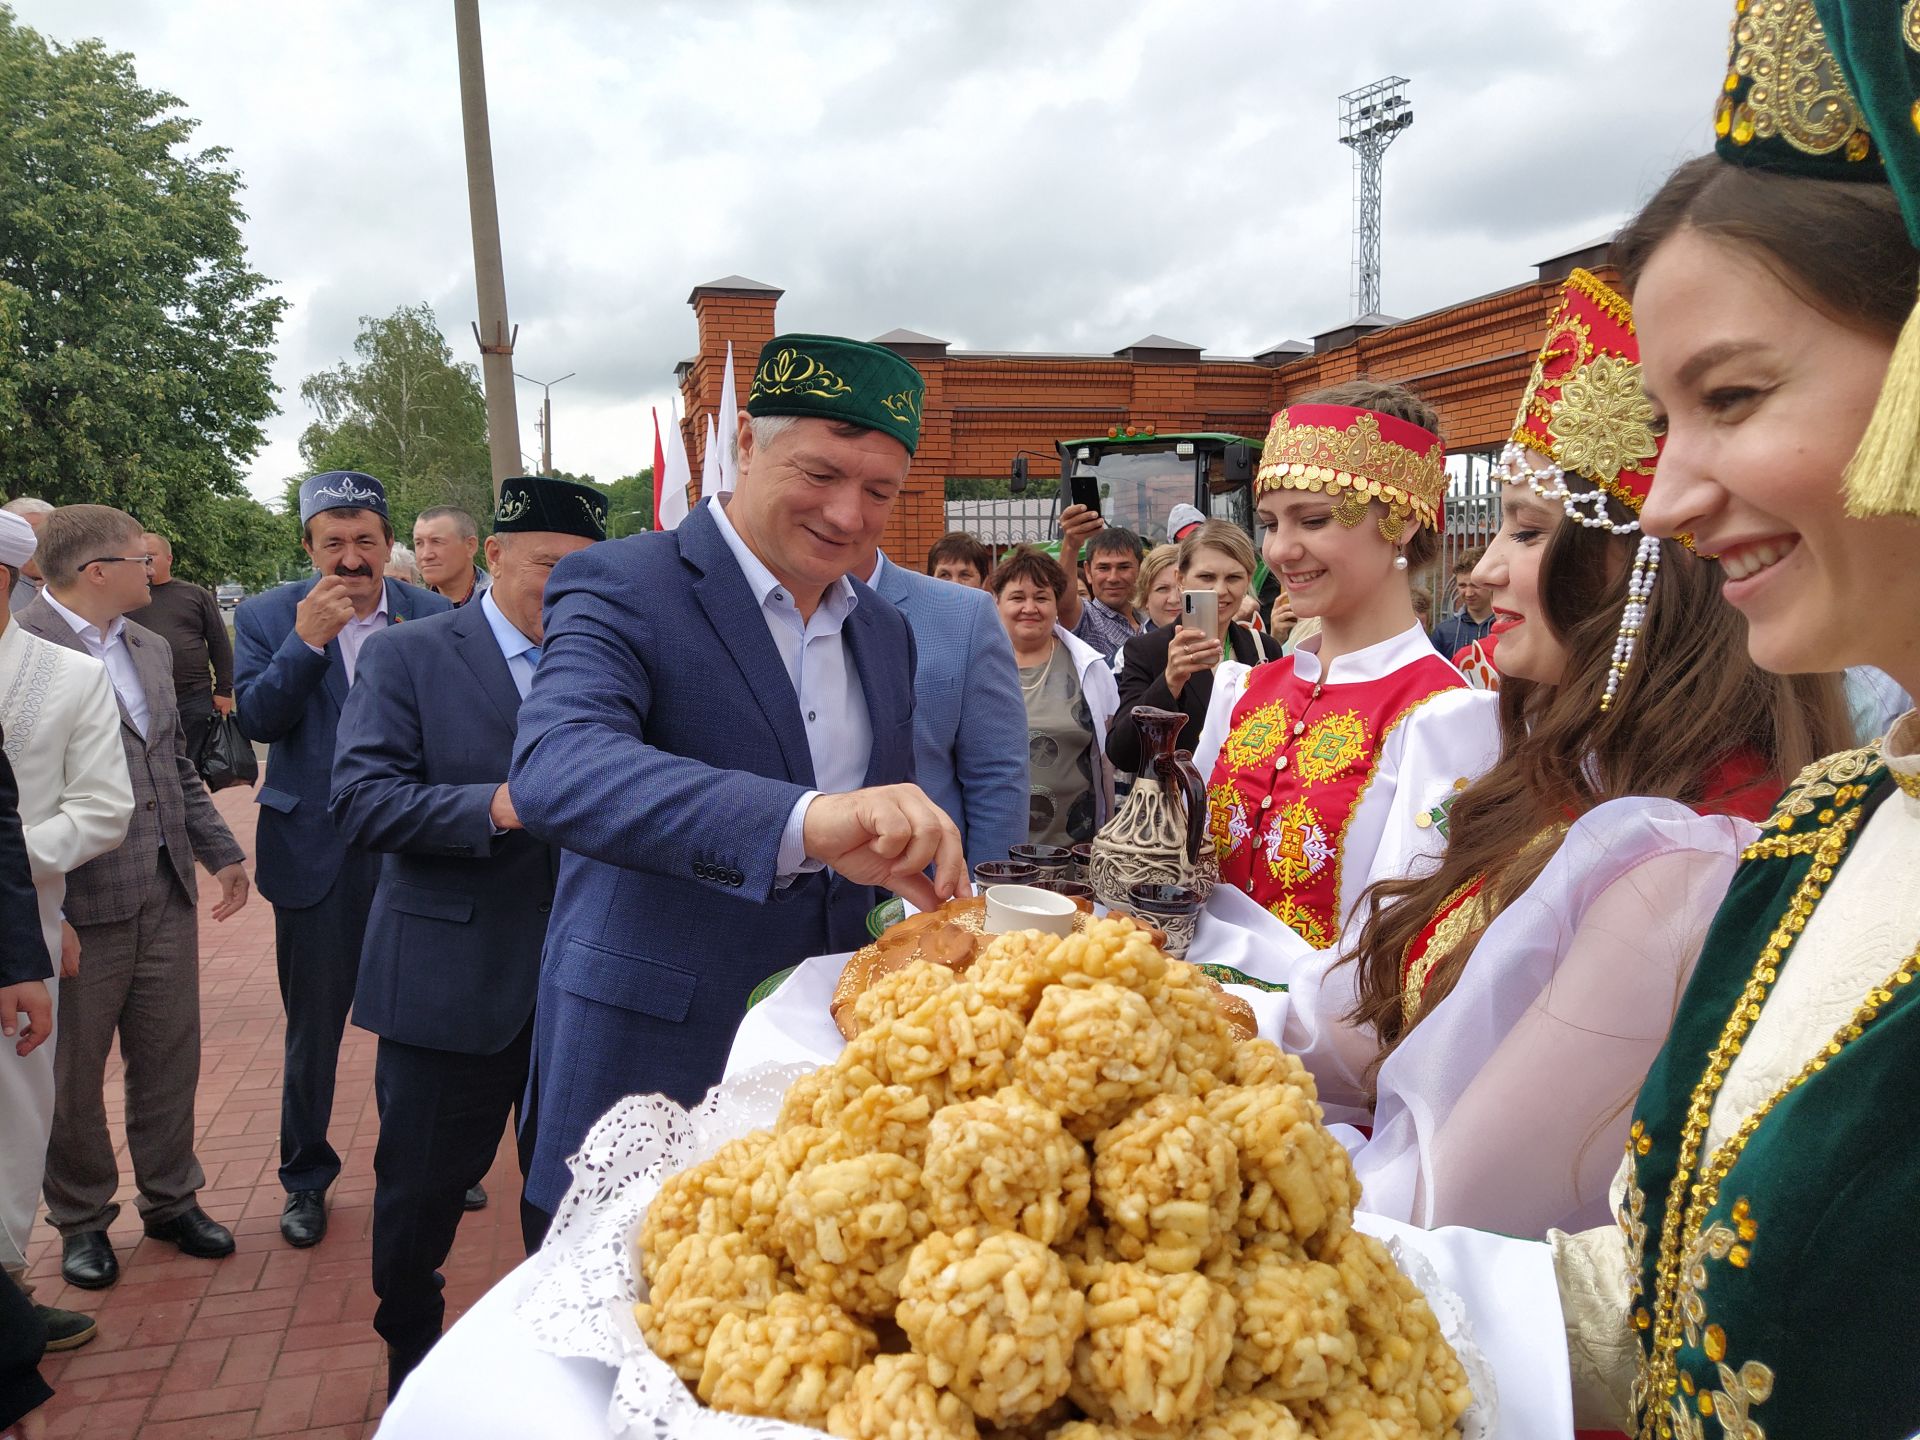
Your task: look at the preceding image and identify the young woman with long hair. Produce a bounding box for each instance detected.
[1287,271,1850,1243]
[1194,383,1500,955]
[1549,10,1920,1433]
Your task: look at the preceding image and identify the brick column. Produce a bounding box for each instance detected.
[682,277,783,501]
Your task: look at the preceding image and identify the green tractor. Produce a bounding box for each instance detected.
[1013,428,1278,601]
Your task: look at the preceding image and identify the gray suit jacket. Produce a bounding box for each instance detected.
[17,595,245,926]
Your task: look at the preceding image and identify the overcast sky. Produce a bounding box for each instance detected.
[18,1,1730,504]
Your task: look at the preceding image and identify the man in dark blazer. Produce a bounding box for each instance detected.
[19,505,250,1290]
[511,334,965,1215]
[333,475,603,1396]
[235,473,450,1248]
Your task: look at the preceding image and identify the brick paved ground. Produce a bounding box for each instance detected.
[22,787,529,1439]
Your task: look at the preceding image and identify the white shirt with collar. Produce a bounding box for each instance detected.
[480,587,538,700]
[43,589,150,741]
[707,495,872,878]
[303,582,390,685]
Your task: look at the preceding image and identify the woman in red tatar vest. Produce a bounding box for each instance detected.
[1280,271,1849,1239]
[1195,382,1501,955]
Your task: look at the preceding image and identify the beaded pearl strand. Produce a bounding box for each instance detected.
[1495,441,1660,714]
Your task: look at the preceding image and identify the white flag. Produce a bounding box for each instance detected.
[716,342,740,494]
[658,399,693,531]
[700,414,721,500]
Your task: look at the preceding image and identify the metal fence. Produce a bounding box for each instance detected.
[943,498,1060,549]
[1424,448,1504,618]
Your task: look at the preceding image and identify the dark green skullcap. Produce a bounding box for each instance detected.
[1712,0,1920,243]
[493,475,609,541]
[745,333,926,455]
[1812,0,1920,245]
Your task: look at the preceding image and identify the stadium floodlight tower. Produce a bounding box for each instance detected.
[1338,76,1413,319]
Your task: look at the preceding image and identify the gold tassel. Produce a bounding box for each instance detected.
[1842,282,1920,518]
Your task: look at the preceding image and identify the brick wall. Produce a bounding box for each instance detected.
[677,256,1616,571]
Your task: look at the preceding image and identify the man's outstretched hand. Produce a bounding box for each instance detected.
[802,785,966,911]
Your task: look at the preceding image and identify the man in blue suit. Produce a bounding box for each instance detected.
[332,475,604,1398]
[511,333,965,1214]
[855,547,1027,869]
[234,473,450,1248]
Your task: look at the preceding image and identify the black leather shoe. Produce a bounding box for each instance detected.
[60,1230,119,1290]
[37,1304,98,1352]
[463,1183,488,1212]
[280,1189,327,1249]
[144,1204,235,1259]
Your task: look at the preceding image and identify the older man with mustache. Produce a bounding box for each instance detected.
[233,474,450,1249]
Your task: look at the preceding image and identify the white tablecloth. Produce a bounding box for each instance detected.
[375,1215,1572,1439]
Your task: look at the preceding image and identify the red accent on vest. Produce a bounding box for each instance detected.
[1206,652,1464,948]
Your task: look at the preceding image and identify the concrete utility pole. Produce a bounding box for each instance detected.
[454,0,521,499]
[515,371,576,475]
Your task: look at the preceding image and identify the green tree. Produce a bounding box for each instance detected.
[602,468,655,536]
[0,9,284,517]
[297,304,492,538]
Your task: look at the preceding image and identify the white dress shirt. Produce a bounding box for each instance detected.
[42,590,149,740]
[304,583,390,685]
[706,496,872,878]
[480,588,539,700]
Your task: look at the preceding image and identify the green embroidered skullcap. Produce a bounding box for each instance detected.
[1811,0,1920,245]
[745,333,926,455]
[492,475,609,541]
[1714,2,1920,518]
[1711,0,1920,234]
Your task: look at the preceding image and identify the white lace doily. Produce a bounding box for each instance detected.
[519,1063,1495,1439]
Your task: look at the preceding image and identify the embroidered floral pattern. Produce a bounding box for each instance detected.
[1294,710,1370,785]
[1716,0,1870,159]
[1221,700,1289,773]
[1262,798,1332,889]
[751,347,852,401]
[1549,353,1661,485]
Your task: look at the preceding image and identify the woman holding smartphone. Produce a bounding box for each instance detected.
[1105,521,1285,773]
[1550,9,1920,1431]
[1193,382,1500,951]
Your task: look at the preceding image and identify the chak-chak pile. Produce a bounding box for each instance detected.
[635,918,1472,1440]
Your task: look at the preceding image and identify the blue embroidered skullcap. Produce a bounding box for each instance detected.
[298,471,389,525]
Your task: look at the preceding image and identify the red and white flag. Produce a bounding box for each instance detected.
[656,401,693,531]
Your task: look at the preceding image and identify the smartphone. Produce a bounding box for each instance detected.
[1180,589,1218,635]
[1068,472,1104,517]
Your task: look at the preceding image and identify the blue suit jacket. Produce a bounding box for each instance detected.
[509,502,918,1210]
[329,601,555,1056]
[871,557,1027,869]
[233,576,451,910]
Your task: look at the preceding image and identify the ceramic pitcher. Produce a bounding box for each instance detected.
[1089,706,1218,908]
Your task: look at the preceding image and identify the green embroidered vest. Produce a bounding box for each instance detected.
[1622,746,1920,1439]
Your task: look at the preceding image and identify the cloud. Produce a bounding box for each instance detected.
[20,0,1730,498]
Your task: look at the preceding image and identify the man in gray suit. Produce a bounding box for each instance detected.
[18,505,251,1291]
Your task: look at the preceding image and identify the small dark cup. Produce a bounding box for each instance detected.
[974,860,1040,890]
[1126,881,1204,958]
[1031,878,1095,904]
[1069,843,1095,882]
[1010,843,1073,879]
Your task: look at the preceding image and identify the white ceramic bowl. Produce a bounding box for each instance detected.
[982,883,1078,937]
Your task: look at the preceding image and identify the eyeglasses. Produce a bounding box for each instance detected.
[81,554,156,571]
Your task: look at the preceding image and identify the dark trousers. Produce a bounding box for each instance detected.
[371,1021,535,1373]
[177,690,215,769]
[44,857,204,1234]
[274,847,379,1193]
